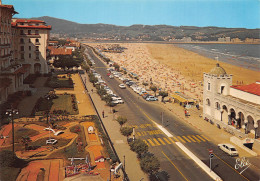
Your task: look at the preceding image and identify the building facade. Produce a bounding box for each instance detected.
[203,63,260,138]
[11,19,51,74]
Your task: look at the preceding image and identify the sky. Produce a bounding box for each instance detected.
[4,0,260,29]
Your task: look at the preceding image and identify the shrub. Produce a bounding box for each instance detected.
[116,116,128,127]
[129,139,148,157]
[120,127,133,137]
[140,153,160,174]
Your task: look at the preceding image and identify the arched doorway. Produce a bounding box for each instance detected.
[229,108,236,126]
[247,115,254,134]
[205,98,211,115]
[222,105,228,124]
[238,112,245,129]
[34,63,41,73]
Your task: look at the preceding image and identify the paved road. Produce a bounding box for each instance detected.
[85,46,259,181]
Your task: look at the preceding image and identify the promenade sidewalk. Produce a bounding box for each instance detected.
[81,73,149,181]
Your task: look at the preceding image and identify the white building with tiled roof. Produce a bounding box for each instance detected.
[203,63,260,138]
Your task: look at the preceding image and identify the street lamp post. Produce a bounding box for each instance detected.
[6,108,19,153]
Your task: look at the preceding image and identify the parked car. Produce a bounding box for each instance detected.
[112,97,124,104]
[146,96,158,101]
[218,143,239,156]
[119,84,126,89]
[46,138,57,145]
[109,75,114,79]
[142,94,150,99]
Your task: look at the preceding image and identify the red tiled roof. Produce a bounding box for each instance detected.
[49,48,72,56]
[15,25,52,29]
[15,19,44,23]
[11,19,52,29]
[231,82,260,96]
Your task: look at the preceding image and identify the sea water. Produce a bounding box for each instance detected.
[176,44,260,71]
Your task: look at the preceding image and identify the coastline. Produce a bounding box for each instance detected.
[85,42,259,103]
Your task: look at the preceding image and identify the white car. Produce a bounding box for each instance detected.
[109,75,114,79]
[218,143,238,156]
[119,84,126,89]
[46,138,58,145]
[146,96,158,101]
[112,97,124,104]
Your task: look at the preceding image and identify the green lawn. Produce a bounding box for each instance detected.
[51,94,79,115]
[47,77,74,88]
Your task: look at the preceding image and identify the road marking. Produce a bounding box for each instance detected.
[162,151,189,181]
[163,137,171,144]
[201,135,210,141]
[143,140,150,147]
[147,139,156,146]
[172,137,180,142]
[177,136,186,143]
[192,135,201,143]
[187,136,196,142]
[213,153,250,181]
[158,138,166,145]
[168,137,176,143]
[153,138,161,146]
[196,135,206,142]
[182,136,191,143]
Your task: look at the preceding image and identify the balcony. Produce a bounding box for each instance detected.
[35,42,41,45]
[0,43,11,48]
[0,53,11,58]
[20,33,40,38]
[35,57,40,61]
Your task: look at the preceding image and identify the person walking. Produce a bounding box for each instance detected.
[102,110,105,118]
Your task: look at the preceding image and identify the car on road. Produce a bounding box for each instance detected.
[218,143,238,156]
[119,84,126,89]
[109,75,114,79]
[112,97,124,104]
[146,96,158,101]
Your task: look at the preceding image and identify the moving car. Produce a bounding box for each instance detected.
[119,84,126,89]
[146,96,158,101]
[218,143,238,156]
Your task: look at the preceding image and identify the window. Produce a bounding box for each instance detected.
[36,46,39,51]
[29,53,31,58]
[35,30,39,35]
[28,30,31,35]
[35,38,39,43]
[21,53,24,59]
[28,39,31,43]
[20,38,24,44]
[208,83,210,91]
[206,99,210,106]
[221,86,225,94]
[36,53,39,59]
[20,46,24,51]
[20,30,24,35]
[29,46,31,51]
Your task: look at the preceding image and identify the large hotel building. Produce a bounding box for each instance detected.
[0,1,51,104]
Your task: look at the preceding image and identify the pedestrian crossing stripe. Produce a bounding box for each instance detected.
[163,138,171,144]
[187,136,196,142]
[142,135,209,147]
[177,136,186,143]
[143,140,149,147]
[153,138,161,146]
[196,135,206,142]
[182,136,191,143]
[201,135,210,141]
[147,139,156,146]
[192,135,201,143]
[157,138,166,145]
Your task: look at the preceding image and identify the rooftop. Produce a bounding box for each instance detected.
[208,63,227,76]
[231,82,260,96]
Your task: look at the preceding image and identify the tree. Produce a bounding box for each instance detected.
[129,139,148,157]
[53,55,79,70]
[150,86,158,96]
[21,136,32,151]
[103,94,112,105]
[116,116,128,127]
[159,91,168,102]
[120,127,133,137]
[88,73,98,85]
[140,154,160,175]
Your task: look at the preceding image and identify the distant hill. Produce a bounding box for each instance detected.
[33,16,260,41]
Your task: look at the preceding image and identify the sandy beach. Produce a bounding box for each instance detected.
[86,43,260,102]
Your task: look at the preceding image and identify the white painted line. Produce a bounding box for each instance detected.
[155,123,173,137]
[175,142,222,181]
